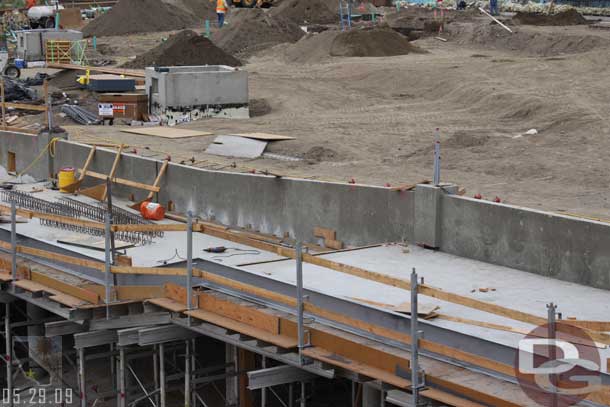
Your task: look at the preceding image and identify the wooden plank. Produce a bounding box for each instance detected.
[186,309,298,349]
[198,292,280,334]
[14,279,47,293]
[31,271,99,304]
[47,63,146,78]
[146,159,169,200]
[112,223,187,233]
[15,244,104,271]
[101,144,124,201]
[48,293,84,308]
[324,239,343,250]
[163,282,197,307]
[120,127,212,139]
[0,126,40,135]
[2,102,47,112]
[313,227,336,241]
[79,146,96,182]
[146,297,188,312]
[81,169,160,192]
[79,183,106,201]
[111,266,187,276]
[114,285,163,301]
[559,320,610,332]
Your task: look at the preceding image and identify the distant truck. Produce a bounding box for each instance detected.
[27,5,64,29]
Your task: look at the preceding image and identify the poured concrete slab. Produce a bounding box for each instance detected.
[205,135,268,158]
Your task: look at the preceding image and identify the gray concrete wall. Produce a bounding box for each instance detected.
[51,140,414,246]
[5,134,610,289]
[439,194,610,289]
[0,131,58,180]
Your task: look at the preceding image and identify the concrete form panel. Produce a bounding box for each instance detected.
[440,194,610,289]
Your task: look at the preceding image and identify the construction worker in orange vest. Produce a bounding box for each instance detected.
[216,0,229,28]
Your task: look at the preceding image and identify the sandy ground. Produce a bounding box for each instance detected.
[37,12,610,219]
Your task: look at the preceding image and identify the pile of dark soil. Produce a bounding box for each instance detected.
[270,0,337,25]
[512,9,588,26]
[281,28,425,63]
[122,30,241,68]
[330,28,425,57]
[212,8,305,57]
[174,0,216,20]
[82,0,198,37]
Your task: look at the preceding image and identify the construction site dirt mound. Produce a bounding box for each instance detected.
[278,28,425,63]
[512,9,589,26]
[168,0,216,20]
[447,22,606,56]
[212,8,305,57]
[82,0,198,37]
[330,28,426,57]
[270,0,338,25]
[122,30,241,69]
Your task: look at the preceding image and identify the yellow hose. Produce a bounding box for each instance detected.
[16,137,61,178]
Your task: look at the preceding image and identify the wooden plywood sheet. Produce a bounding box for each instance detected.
[121,127,212,139]
[233,133,295,141]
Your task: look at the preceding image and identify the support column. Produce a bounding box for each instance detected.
[300,382,306,407]
[362,383,381,407]
[78,348,86,407]
[160,343,166,407]
[413,183,458,249]
[226,344,238,407]
[154,345,160,407]
[119,347,126,407]
[261,356,266,407]
[238,348,255,407]
[185,340,191,407]
[26,303,47,378]
[5,302,12,407]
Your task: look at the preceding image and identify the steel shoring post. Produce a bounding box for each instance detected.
[187,211,193,326]
[547,303,558,407]
[111,343,117,396]
[433,128,441,186]
[78,347,86,407]
[288,383,294,407]
[300,382,306,407]
[106,177,117,264]
[410,268,424,407]
[104,213,112,319]
[160,343,166,407]
[380,383,385,407]
[261,356,267,407]
[154,345,160,407]
[5,302,12,407]
[185,340,191,407]
[296,242,305,365]
[10,200,16,280]
[119,347,126,407]
[191,339,197,405]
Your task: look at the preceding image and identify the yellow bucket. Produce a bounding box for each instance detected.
[58,167,76,193]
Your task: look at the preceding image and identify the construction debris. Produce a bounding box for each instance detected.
[61,104,101,125]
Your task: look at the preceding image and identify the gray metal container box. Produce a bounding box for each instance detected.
[145,65,249,113]
[16,29,83,62]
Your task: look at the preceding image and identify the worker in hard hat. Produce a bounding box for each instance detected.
[216,0,229,28]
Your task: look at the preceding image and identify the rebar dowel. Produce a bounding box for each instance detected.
[548,303,558,407]
[433,128,441,186]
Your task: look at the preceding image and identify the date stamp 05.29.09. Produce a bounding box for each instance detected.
[2,387,74,406]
